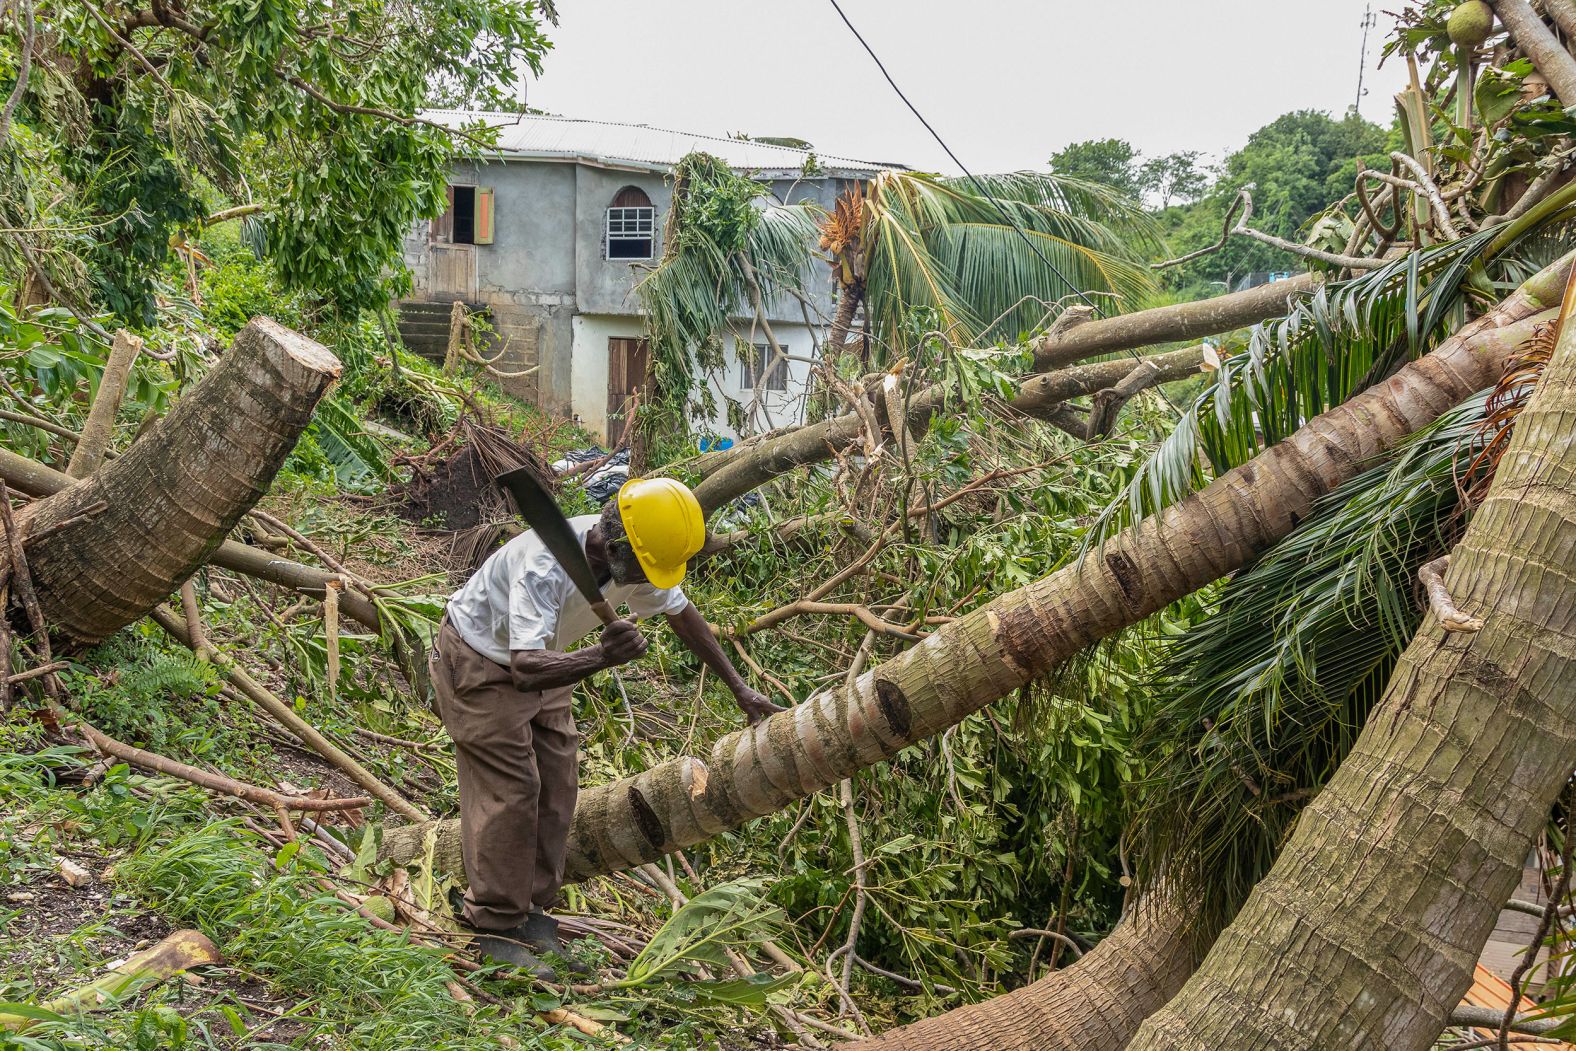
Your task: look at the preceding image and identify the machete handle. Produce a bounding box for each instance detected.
[591,599,619,625]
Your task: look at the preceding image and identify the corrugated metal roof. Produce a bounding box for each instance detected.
[421,110,904,176]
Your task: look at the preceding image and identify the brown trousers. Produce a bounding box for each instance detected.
[429,620,578,931]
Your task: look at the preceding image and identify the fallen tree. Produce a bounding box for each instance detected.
[0,449,382,632]
[10,318,341,644]
[379,253,1571,886]
[851,902,1197,1051]
[692,279,1314,514]
[1125,269,1576,1050]
[1030,274,1318,370]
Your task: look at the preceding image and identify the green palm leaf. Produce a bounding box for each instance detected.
[1129,394,1492,934]
[861,171,1160,353]
[1086,228,1531,545]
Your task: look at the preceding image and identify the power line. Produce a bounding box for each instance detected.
[824,0,1187,419]
[823,0,1111,320]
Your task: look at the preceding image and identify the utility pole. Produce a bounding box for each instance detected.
[1355,4,1377,115]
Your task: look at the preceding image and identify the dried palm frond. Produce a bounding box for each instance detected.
[1457,317,1558,508]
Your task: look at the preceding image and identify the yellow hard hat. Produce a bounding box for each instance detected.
[616,477,705,589]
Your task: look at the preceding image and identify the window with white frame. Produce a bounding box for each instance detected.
[606,186,655,259]
[739,342,787,391]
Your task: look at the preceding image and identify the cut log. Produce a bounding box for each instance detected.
[0,446,381,631]
[382,253,1572,887]
[3,319,344,644]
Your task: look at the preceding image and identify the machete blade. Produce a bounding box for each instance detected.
[494,466,617,624]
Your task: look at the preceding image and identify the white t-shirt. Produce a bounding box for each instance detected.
[445,514,690,664]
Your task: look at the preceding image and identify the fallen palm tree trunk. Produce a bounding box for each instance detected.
[1031,273,1318,370]
[0,929,221,1032]
[1125,265,1576,1051]
[382,253,1571,884]
[11,318,341,644]
[851,901,1196,1051]
[0,448,382,632]
[693,346,1205,516]
[693,281,1311,508]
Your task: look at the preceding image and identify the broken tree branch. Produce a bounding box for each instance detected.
[70,711,373,812]
[151,604,426,821]
[1152,191,1387,276]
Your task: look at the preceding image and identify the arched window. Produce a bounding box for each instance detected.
[606,186,655,260]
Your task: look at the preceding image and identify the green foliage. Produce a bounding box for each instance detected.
[859,170,1160,354]
[6,0,551,321]
[1089,228,1517,542]
[62,631,228,762]
[1049,138,1144,197]
[1156,110,1393,293]
[614,879,798,1007]
[1129,395,1489,933]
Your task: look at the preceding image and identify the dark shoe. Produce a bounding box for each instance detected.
[468,923,554,980]
[522,910,593,976]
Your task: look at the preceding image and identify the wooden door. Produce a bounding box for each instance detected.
[607,337,649,443]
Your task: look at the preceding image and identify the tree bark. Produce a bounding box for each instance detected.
[1013,346,1205,428]
[694,346,1204,516]
[382,254,1571,885]
[1494,0,1576,105]
[851,903,1198,1051]
[12,318,341,644]
[0,446,382,631]
[1126,269,1576,1051]
[65,328,141,478]
[1032,274,1318,371]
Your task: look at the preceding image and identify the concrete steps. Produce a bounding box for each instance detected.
[395,299,489,364]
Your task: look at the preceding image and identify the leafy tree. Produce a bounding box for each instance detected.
[1160,110,1392,291]
[1048,138,1143,198]
[1138,150,1208,209]
[1,0,552,323]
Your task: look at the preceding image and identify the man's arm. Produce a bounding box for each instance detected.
[665,602,786,725]
[510,619,647,691]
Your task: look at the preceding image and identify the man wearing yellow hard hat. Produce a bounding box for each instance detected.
[430,476,783,976]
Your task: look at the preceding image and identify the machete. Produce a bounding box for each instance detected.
[494,466,618,625]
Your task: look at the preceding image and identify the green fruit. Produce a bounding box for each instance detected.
[359,894,397,922]
[1448,0,1494,48]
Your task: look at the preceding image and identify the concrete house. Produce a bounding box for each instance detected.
[398,112,899,443]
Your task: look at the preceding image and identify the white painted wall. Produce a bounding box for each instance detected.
[570,313,820,447]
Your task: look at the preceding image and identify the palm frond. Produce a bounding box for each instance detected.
[312,396,392,489]
[1128,393,1493,934]
[860,171,1160,355]
[1086,230,1510,545]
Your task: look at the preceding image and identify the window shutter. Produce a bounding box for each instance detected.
[474,187,495,245]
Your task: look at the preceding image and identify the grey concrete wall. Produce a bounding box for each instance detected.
[400,158,860,419]
[573,166,671,316]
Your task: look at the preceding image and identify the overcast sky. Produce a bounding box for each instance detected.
[526,1,1413,175]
